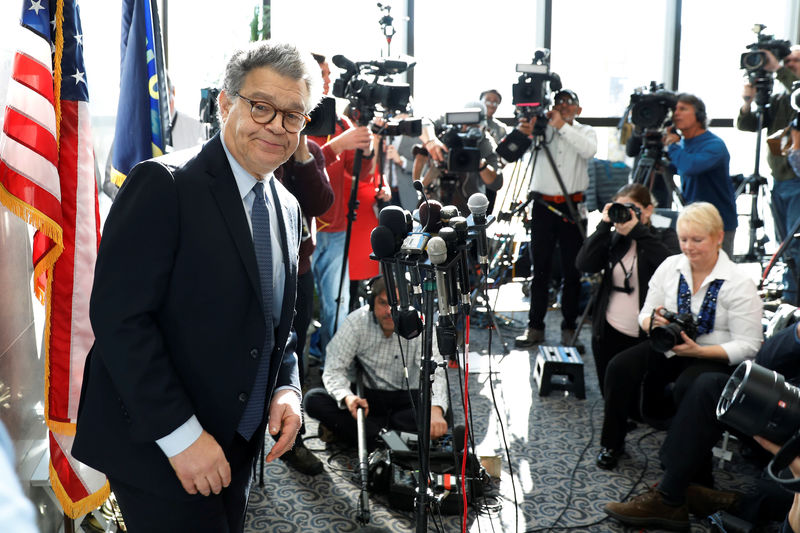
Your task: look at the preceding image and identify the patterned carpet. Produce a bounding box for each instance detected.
[244,282,783,533]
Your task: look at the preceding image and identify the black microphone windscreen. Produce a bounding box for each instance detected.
[371,225,398,258]
[450,216,468,243]
[413,180,424,193]
[440,205,459,226]
[439,226,457,250]
[379,206,408,238]
[331,54,356,73]
[453,424,466,454]
[419,200,442,233]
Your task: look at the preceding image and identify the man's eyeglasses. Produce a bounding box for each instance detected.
[483,100,500,107]
[234,93,310,133]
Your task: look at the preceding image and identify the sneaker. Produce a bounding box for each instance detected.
[561,329,585,354]
[604,489,689,531]
[281,442,323,476]
[515,327,544,348]
[686,484,741,518]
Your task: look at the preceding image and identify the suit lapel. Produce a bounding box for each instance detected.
[205,137,261,299]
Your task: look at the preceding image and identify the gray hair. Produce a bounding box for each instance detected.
[221,41,321,112]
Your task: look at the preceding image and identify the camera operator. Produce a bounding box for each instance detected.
[514,89,598,349]
[308,53,376,364]
[603,318,800,530]
[596,203,762,470]
[662,94,738,255]
[377,113,419,212]
[739,46,800,304]
[303,276,449,451]
[480,89,509,213]
[419,101,502,215]
[575,183,679,395]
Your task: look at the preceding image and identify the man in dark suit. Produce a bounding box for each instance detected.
[73,41,320,532]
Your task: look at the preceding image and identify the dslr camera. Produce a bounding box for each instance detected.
[650,309,699,353]
[607,202,642,224]
[332,55,415,125]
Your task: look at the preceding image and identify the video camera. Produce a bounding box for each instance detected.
[629,81,677,132]
[370,117,422,137]
[650,309,699,353]
[741,24,791,73]
[332,54,415,126]
[494,50,562,163]
[437,108,485,173]
[741,24,792,107]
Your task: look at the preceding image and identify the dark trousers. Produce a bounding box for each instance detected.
[305,388,419,449]
[294,270,314,440]
[109,432,262,533]
[591,320,641,397]
[600,340,731,450]
[658,372,729,502]
[528,200,585,330]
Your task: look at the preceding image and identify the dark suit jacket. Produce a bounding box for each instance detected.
[73,135,301,498]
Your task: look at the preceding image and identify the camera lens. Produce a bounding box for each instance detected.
[717,361,800,444]
[650,323,684,353]
[608,203,632,224]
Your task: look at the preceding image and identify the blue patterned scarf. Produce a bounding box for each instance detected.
[677,274,724,335]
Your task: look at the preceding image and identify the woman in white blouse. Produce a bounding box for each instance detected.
[596,202,763,470]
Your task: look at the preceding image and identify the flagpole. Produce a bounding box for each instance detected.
[149,0,172,148]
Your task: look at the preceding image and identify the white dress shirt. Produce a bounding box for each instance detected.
[528,121,597,196]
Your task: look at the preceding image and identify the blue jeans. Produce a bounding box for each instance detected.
[311,231,349,363]
[772,178,800,304]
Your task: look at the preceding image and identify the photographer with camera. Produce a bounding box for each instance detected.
[739,46,800,304]
[603,317,800,530]
[575,184,679,395]
[303,275,449,451]
[662,94,738,255]
[514,89,598,349]
[597,203,762,470]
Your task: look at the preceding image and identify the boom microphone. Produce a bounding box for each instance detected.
[332,54,358,76]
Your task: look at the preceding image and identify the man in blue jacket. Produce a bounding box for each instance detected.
[664,94,738,255]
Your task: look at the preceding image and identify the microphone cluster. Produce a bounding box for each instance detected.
[369,186,494,356]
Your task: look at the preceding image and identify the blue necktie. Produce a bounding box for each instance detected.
[237,180,275,440]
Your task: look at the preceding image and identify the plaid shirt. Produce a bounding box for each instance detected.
[322,305,449,411]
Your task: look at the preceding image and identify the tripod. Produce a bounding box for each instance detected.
[631,133,685,209]
[738,73,775,262]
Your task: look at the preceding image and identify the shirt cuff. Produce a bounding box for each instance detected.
[155,415,203,458]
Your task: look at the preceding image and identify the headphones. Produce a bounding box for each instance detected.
[693,99,707,127]
[364,275,385,312]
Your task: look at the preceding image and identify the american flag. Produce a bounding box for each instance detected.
[0,0,108,518]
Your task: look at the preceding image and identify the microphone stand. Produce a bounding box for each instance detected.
[335,147,364,330]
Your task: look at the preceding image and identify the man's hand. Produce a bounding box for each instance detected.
[517,116,536,136]
[386,144,404,165]
[763,49,781,72]
[548,108,565,130]
[425,138,447,163]
[294,134,311,161]
[430,406,447,439]
[662,128,681,147]
[265,389,302,463]
[329,126,373,155]
[375,186,392,202]
[742,84,755,111]
[344,394,369,419]
[168,430,231,496]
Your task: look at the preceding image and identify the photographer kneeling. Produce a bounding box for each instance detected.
[575,183,679,396]
[303,276,449,453]
[596,202,763,470]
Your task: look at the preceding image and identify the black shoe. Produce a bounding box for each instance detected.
[596,447,624,470]
[281,442,323,476]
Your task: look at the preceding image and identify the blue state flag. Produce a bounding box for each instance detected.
[110,0,168,187]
